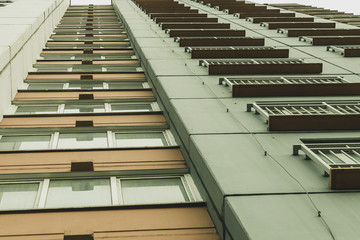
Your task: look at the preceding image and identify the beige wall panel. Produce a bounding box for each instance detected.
[0,114,166,128]
[0,207,215,236]
[0,148,186,173]
[94,228,219,240]
[0,234,63,240]
[14,91,154,101]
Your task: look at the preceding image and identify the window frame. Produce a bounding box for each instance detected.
[10,102,160,115]
[0,174,201,211]
[20,82,150,90]
[0,129,176,151]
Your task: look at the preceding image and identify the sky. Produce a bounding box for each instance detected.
[70,0,359,15]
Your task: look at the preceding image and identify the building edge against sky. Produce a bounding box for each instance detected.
[1,0,360,240]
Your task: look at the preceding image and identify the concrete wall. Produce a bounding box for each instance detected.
[113,0,360,239]
[0,0,70,121]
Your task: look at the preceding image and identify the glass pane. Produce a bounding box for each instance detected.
[27,84,64,90]
[57,133,108,149]
[108,83,143,89]
[121,178,189,205]
[0,135,51,150]
[115,132,166,147]
[64,105,106,113]
[0,183,39,210]
[68,83,104,90]
[45,179,111,208]
[111,103,152,112]
[15,106,59,115]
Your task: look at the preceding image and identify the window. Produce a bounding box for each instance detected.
[0,182,40,210]
[0,130,175,151]
[114,132,168,147]
[64,104,106,113]
[57,132,109,149]
[68,83,104,89]
[110,103,153,112]
[108,83,145,89]
[13,102,158,115]
[0,135,51,151]
[15,105,60,115]
[23,82,149,90]
[0,175,200,210]
[45,179,111,208]
[27,83,64,90]
[120,178,189,204]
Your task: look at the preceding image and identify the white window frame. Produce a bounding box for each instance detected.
[11,102,160,115]
[0,129,176,151]
[0,174,201,211]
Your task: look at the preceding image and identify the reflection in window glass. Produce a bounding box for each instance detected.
[0,183,39,210]
[15,106,59,115]
[64,105,106,113]
[0,135,51,151]
[111,103,152,112]
[68,83,104,90]
[108,83,143,89]
[121,178,189,205]
[45,179,111,208]
[115,132,166,147]
[27,84,64,90]
[57,133,108,149]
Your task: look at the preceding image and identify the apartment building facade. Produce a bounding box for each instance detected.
[1,0,360,239]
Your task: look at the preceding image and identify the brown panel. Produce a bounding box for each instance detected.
[312,37,360,45]
[191,49,289,58]
[0,235,63,240]
[169,29,245,37]
[0,148,186,173]
[266,22,335,29]
[268,114,360,131]
[14,91,154,101]
[344,48,360,57]
[330,168,360,190]
[179,38,264,47]
[231,83,360,97]
[150,13,207,18]
[238,12,296,18]
[155,17,218,23]
[0,114,167,128]
[162,23,230,30]
[146,9,199,13]
[251,17,314,23]
[208,63,322,75]
[0,207,215,236]
[215,3,254,11]
[228,8,279,14]
[94,229,219,240]
[285,29,360,37]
